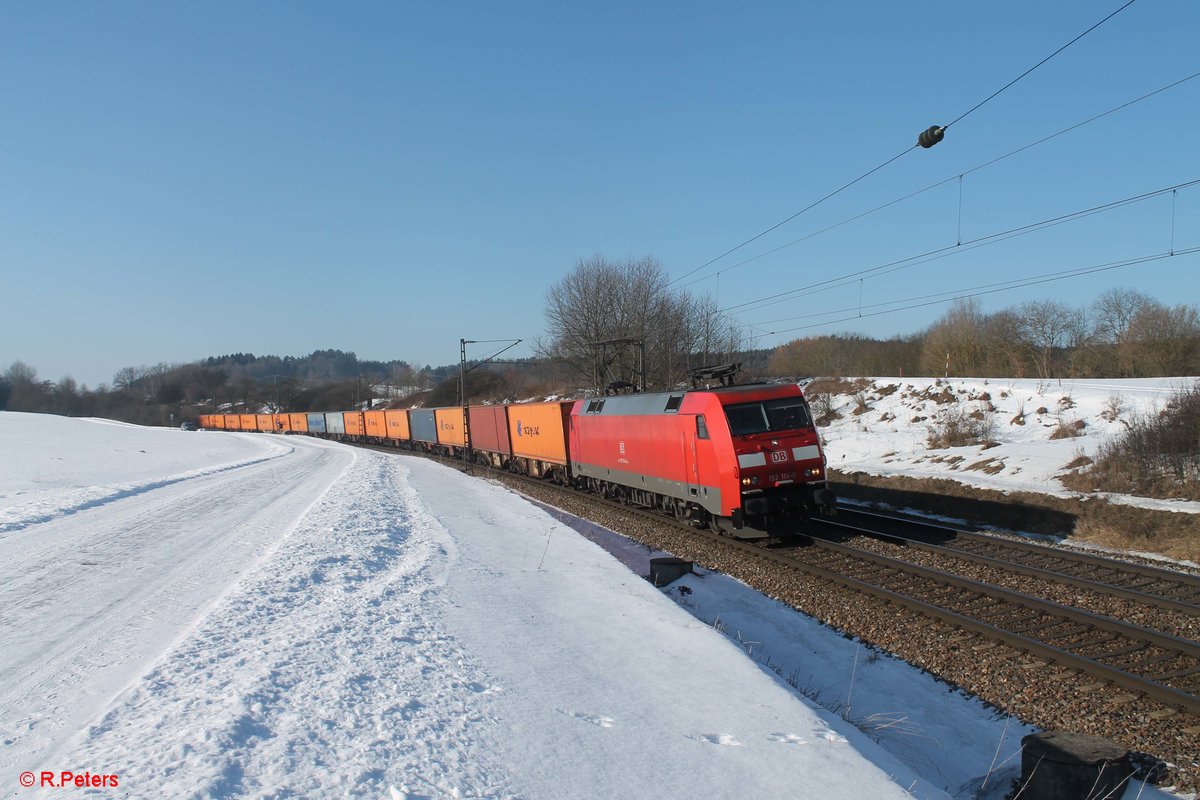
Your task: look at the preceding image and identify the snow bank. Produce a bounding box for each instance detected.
[818,377,1200,513]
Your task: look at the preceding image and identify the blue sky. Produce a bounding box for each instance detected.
[2,0,1197,387]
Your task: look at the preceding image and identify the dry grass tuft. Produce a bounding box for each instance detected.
[806,377,871,396]
[1063,454,1094,470]
[1049,419,1087,440]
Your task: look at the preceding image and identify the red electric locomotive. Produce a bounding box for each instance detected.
[569,383,834,537]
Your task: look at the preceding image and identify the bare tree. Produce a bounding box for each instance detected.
[1130,303,1200,375]
[540,254,742,391]
[920,299,988,376]
[1014,300,1085,379]
[112,366,142,392]
[1092,288,1156,376]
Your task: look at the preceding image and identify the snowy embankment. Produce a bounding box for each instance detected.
[818,377,1200,515]
[0,412,1181,799]
[2,412,931,799]
[0,413,293,533]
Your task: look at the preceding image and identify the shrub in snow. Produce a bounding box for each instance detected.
[926,405,997,449]
[1049,419,1087,440]
[1064,381,1200,501]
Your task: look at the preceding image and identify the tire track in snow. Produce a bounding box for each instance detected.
[0,438,352,778]
[57,451,516,800]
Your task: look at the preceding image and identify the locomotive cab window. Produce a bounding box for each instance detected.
[664,395,683,412]
[724,398,812,436]
[696,415,710,440]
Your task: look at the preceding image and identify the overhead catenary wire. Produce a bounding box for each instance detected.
[742,246,1200,342]
[722,177,1200,315]
[666,144,919,288]
[668,0,1143,290]
[672,69,1200,292]
[943,0,1140,131]
[754,251,1196,327]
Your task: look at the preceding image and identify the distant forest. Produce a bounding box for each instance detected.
[2,282,1197,427]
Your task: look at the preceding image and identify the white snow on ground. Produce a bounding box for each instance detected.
[818,376,1200,516]
[0,409,1187,799]
[0,414,292,533]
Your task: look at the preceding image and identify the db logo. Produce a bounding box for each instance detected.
[770,450,788,463]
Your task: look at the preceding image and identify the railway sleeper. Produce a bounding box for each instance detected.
[1067,633,1122,652]
[1147,665,1200,681]
[1108,651,1184,671]
[1012,617,1076,634]
[1040,623,1096,641]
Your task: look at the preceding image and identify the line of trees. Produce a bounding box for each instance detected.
[0,351,450,425]
[768,289,1200,379]
[5,271,1196,428]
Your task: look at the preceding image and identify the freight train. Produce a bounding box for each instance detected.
[197,383,835,538]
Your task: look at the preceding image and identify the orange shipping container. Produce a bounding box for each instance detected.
[364,410,386,438]
[384,409,410,441]
[256,413,275,432]
[344,411,366,437]
[220,414,235,430]
[240,414,257,431]
[434,407,466,447]
[289,412,308,433]
[508,401,573,464]
[278,414,293,432]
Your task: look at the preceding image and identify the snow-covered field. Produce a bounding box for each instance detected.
[0,408,1186,799]
[818,376,1200,516]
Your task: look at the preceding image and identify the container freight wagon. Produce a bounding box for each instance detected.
[210,415,226,430]
[509,401,573,480]
[240,414,257,431]
[289,413,309,433]
[569,385,833,537]
[225,415,240,431]
[467,405,510,467]
[384,409,411,443]
[307,412,326,434]
[364,410,387,442]
[344,411,366,440]
[409,409,437,449]
[278,414,293,433]
[256,414,275,432]
[325,412,346,437]
[434,408,466,456]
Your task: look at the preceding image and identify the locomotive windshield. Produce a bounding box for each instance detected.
[724,397,813,436]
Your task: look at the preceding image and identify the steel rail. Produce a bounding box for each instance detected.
[819,513,1200,616]
[717,528,1200,716]
[835,506,1200,599]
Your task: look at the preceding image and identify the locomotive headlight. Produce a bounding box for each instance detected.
[804,467,821,477]
[741,476,759,486]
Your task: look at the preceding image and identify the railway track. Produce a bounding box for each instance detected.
[822,505,1200,615]
[763,532,1200,714]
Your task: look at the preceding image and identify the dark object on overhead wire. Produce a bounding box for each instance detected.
[917,125,946,149]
